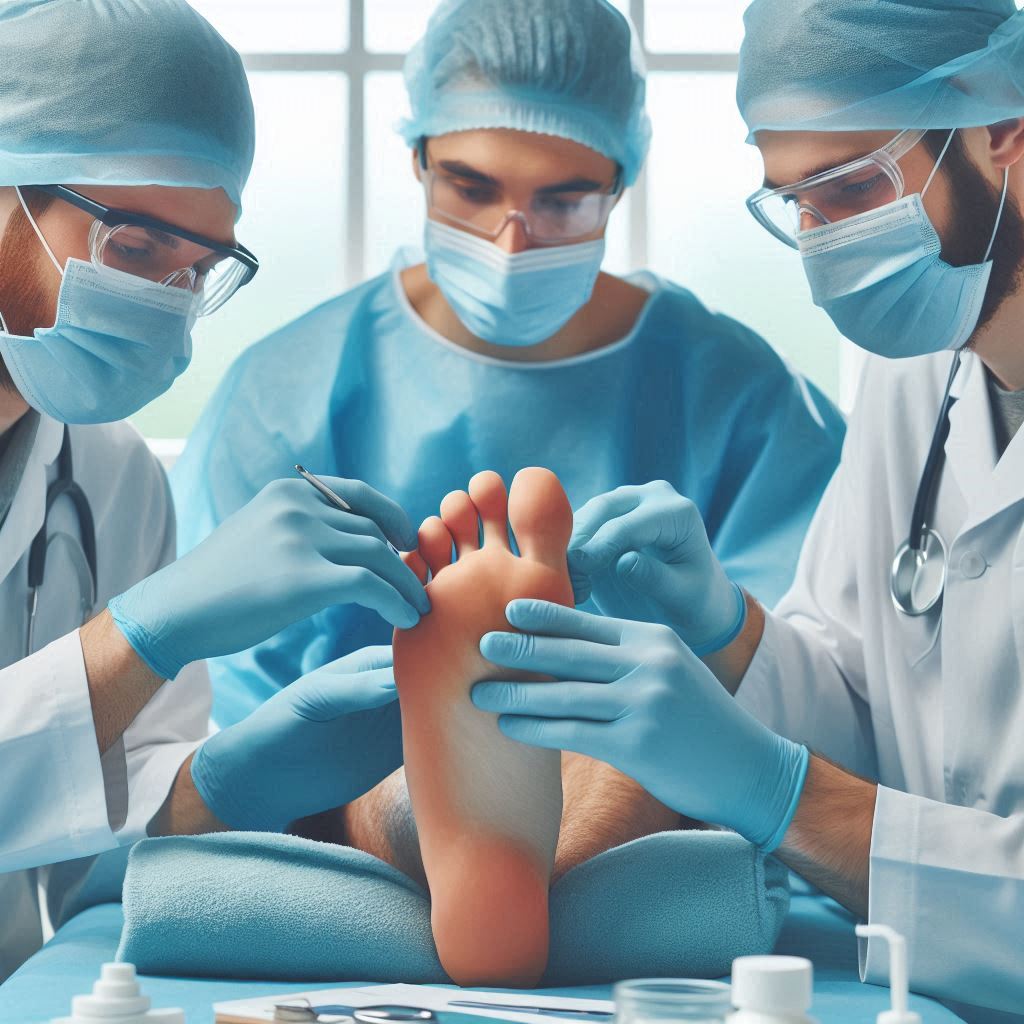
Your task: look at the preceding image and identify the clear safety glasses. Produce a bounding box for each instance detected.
[418,141,623,245]
[746,129,928,248]
[30,185,259,315]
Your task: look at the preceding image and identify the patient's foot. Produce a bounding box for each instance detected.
[393,468,574,988]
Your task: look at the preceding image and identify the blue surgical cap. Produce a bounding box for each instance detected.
[738,0,1024,140]
[0,0,255,213]
[399,0,651,186]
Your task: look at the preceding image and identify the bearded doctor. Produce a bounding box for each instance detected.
[471,2,1024,1021]
[0,0,427,979]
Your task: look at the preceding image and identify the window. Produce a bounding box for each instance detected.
[134,0,859,443]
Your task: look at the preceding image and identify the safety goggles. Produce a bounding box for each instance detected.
[418,139,623,245]
[745,129,928,248]
[30,185,259,315]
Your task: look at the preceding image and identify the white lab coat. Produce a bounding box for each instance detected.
[0,413,209,980]
[736,350,1024,1023]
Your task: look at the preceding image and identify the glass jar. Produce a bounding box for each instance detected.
[614,979,733,1024]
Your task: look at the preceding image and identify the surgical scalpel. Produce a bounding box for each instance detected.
[294,465,401,556]
[448,1004,612,1020]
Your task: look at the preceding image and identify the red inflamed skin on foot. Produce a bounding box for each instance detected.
[393,467,575,988]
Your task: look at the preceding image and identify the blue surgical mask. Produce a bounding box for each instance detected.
[424,220,605,347]
[0,190,196,424]
[798,138,1008,359]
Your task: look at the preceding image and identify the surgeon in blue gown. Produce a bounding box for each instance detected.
[172,0,846,728]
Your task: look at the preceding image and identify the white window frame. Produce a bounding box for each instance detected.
[152,1,753,465]
[240,0,741,285]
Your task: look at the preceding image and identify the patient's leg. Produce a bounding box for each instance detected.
[342,758,691,887]
[340,468,692,981]
[554,754,697,881]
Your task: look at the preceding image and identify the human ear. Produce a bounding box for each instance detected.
[986,118,1024,170]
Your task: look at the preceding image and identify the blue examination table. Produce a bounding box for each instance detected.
[0,881,963,1024]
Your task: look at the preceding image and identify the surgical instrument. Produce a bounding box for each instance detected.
[449,1004,611,1020]
[294,465,401,556]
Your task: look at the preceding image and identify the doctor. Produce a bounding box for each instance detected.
[471,1,1024,1020]
[0,0,427,979]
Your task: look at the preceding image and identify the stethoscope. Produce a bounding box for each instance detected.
[24,425,98,657]
[890,351,961,616]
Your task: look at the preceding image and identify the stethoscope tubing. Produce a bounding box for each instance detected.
[24,426,98,657]
[890,351,961,616]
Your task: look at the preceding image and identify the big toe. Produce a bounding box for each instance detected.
[469,471,511,550]
[508,467,573,572]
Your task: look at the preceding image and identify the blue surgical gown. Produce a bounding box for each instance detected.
[172,263,846,727]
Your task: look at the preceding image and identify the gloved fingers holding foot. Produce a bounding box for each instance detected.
[107,477,428,681]
[568,481,746,656]
[287,644,398,722]
[474,601,809,853]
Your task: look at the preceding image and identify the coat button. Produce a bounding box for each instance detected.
[959,551,987,579]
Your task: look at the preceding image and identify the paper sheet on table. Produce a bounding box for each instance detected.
[214,983,615,1024]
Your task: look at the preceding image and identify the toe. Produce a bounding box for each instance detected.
[403,549,430,584]
[508,467,573,572]
[419,516,454,578]
[469,471,510,550]
[440,490,481,558]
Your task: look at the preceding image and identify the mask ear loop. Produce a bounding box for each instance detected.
[983,167,1010,264]
[16,186,63,276]
[921,128,958,198]
[920,129,1009,263]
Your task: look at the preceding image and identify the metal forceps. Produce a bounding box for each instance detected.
[274,1003,438,1023]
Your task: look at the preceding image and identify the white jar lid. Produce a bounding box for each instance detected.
[731,955,813,1013]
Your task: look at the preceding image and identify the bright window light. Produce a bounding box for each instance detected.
[133,0,855,443]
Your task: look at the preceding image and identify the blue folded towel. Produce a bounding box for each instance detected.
[118,829,789,985]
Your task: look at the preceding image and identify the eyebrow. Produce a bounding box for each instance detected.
[437,160,500,185]
[144,226,179,249]
[436,161,608,193]
[763,151,875,191]
[537,177,606,194]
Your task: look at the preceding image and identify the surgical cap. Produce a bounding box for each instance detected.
[0,0,255,213]
[399,0,651,185]
[737,0,1024,139]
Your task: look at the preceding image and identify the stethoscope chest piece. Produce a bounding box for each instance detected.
[891,526,947,616]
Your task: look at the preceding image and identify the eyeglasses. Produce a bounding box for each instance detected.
[746,129,928,248]
[418,139,623,246]
[30,184,259,315]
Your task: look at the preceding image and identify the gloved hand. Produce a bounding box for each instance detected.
[108,476,428,680]
[191,645,403,832]
[568,482,746,656]
[473,600,808,852]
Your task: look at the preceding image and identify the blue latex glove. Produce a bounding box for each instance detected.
[568,482,746,656]
[191,645,402,831]
[473,600,808,852]
[109,477,428,680]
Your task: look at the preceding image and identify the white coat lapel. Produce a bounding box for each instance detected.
[0,414,64,585]
[946,352,1024,533]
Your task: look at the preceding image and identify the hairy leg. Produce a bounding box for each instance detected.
[554,753,699,881]
[342,756,695,887]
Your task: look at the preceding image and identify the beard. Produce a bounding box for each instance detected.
[926,130,1024,339]
[0,191,59,395]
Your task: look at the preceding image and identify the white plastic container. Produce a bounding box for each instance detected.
[51,962,184,1024]
[728,955,816,1024]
